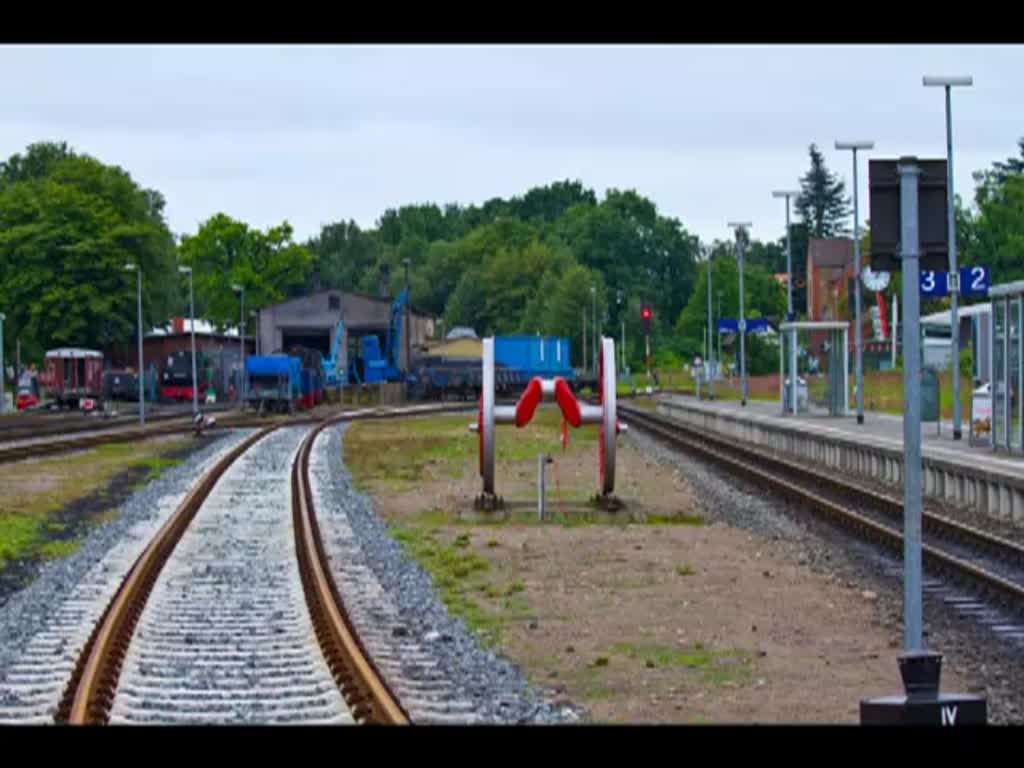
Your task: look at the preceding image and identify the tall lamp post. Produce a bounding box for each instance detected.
[773,190,800,414]
[924,74,972,441]
[250,310,259,355]
[617,290,625,372]
[124,264,145,426]
[0,311,6,415]
[590,285,597,375]
[717,291,722,368]
[179,266,198,416]
[706,246,714,398]
[232,283,245,410]
[835,140,875,425]
[402,258,411,373]
[728,221,752,406]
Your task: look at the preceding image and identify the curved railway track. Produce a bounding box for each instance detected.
[0,404,235,444]
[621,405,1024,621]
[5,403,467,725]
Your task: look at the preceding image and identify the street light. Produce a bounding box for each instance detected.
[706,246,714,399]
[835,140,875,426]
[402,258,411,374]
[232,283,245,410]
[124,264,145,426]
[716,290,724,370]
[0,311,6,415]
[924,74,972,440]
[250,310,259,355]
[178,266,198,415]
[617,290,625,372]
[590,285,597,376]
[728,222,752,406]
[771,190,801,321]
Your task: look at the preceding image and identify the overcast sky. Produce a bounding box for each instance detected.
[1,44,1021,246]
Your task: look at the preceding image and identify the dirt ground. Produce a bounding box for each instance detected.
[348,408,963,724]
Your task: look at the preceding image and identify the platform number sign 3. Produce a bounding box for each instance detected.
[920,270,948,297]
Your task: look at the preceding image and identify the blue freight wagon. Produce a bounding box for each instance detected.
[245,355,301,414]
[494,336,575,381]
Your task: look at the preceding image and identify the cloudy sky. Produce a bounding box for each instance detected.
[1,44,1021,246]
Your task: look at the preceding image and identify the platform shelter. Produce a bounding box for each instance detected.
[778,321,850,417]
[989,280,1023,454]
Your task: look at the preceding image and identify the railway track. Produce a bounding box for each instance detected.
[621,405,1024,630]
[0,404,235,444]
[0,403,471,725]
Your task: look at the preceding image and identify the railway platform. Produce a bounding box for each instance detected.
[655,394,1024,525]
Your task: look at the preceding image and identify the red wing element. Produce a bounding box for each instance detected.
[553,377,581,428]
[515,377,543,428]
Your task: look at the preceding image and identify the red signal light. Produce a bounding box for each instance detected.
[641,305,651,320]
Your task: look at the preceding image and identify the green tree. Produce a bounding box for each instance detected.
[306,220,380,292]
[674,250,785,374]
[795,144,851,238]
[177,214,312,329]
[0,142,178,359]
[961,141,1024,285]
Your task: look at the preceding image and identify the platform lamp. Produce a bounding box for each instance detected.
[0,311,5,415]
[924,75,972,441]
[232,284,245,410]
[727,221,752,405]
[835,140,874,425]
[402,258,411,374]
[178,266,198,416]
[124,263,145,426]
[250,309,259,355]
[772,190,801,415]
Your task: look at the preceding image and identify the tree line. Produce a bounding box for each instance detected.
[2,138,1022,379]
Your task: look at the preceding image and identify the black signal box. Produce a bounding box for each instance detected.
[869,158,949,272]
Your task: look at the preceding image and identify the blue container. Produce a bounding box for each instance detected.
[494,336,574,379]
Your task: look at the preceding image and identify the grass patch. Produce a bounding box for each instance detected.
[387,518,505,646]
[0,437,193,571]
[646,512,705,526]
[675,563,696,577]
[611,642,752,686]
[37,538,81,559]
[0,515,43,570]
[344,407,595,493]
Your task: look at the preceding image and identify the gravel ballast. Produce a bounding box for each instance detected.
[312,423,581,724]
[627,424,1024,725]
[0,429,252,721]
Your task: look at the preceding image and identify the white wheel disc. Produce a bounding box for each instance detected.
[482,337,496,495]
[600,336,617,495]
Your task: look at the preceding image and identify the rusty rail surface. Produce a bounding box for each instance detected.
[56,425,277,724]
[621,405,1024,612]
[291,415,409,724]
[56,403,469,724]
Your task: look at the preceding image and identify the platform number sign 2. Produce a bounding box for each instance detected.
[960,266,989,297]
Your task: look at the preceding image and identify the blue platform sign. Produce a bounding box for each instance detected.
[717,318,769,333]
[920,270,949,297]
[960,265,989,296]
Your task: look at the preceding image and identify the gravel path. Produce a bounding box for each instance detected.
[0,429,251,724]
[627,426,1024,725]
[313,423,580,724]
[110,426,350,725]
